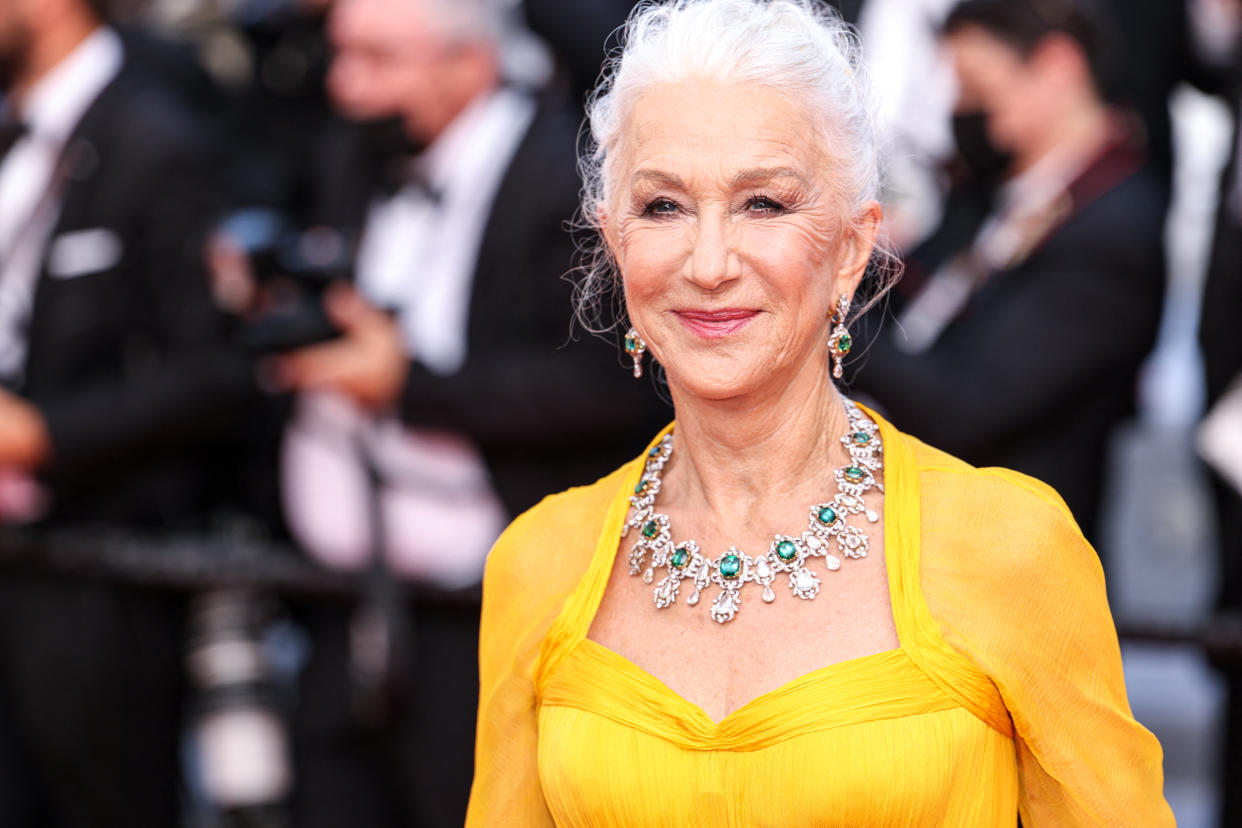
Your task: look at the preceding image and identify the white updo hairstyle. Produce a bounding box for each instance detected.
[574,0,898,334]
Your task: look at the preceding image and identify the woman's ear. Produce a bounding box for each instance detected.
[835,201,882,297]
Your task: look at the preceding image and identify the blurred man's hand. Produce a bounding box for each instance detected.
[0,390,49,470]
[0,468,49,523]
[269,283,408,411]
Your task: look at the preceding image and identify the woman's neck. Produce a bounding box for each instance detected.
[662,355,852,519]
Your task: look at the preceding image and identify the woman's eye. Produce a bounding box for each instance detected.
[746,195,786,213]
[642,198,679,217]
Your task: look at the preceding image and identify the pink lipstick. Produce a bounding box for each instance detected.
[674,309,758,338]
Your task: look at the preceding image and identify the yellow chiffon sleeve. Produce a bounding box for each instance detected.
[465,465,633,827]
[917,460,1175,826]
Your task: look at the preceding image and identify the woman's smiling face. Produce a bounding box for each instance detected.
[604,78,876,404]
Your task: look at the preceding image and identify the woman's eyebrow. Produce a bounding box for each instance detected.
[630,167,806,189]
[730,166,805,188]
[630,169,686,189]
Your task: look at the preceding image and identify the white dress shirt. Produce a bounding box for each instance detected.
[283,89,536,588]
[356,87,535,373]
[0,27,122,386]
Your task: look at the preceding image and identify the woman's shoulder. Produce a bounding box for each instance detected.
[908,435,1078,532]
[483,457,642,604]
[902,433,1105,627]
[901,432,1097,588]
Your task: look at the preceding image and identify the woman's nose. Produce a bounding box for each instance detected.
[686,214,738,291]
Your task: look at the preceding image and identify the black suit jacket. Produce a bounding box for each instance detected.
[307,92,669,519]
[854,143,1166,543]
[17,54,253,526]
[1200,109,1242,612]
[1202,133,1242,411]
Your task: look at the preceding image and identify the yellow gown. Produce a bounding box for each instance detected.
[466,412,1175,826]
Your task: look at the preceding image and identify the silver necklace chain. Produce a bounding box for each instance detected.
[621,399,884,624]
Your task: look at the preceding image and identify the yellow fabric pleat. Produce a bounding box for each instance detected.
[545,641,959,750]
[465,412,1175,827]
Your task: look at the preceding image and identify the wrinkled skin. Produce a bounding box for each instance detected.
[603,78,878,411]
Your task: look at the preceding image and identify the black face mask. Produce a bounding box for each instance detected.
[950,110,1014,188]
[354,116,429,195]
[356,116,423,163]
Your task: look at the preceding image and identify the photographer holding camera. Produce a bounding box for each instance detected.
[209,0,669,825]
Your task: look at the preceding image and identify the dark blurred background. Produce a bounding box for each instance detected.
[0,0,1237,825]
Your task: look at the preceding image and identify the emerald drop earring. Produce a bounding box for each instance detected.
[624,328,647,379]
[828,295,852,380]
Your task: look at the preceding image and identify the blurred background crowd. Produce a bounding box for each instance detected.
[0,0,1238,825]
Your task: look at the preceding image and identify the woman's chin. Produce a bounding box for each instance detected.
[665,362,778,405]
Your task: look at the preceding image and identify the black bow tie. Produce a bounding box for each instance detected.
[378,156,443,204]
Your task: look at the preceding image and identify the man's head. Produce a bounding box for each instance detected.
[942,0,1115,166]
[326,0,501,145]
[0,0,106,99]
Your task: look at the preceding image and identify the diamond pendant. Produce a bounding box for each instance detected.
[711,590,740,624]
[790,567,820,600]
[654,576,679,608]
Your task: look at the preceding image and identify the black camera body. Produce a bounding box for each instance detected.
[217,208,355,354]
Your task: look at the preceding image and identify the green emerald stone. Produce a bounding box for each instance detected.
[836,332,853,353]
[641,520,658,539]
[719,554,742,579]
[648,446,661,457]
[625,335,640,353]
[634,479,649,495]
[776,540,797,561]
[845,466,865,481]
[817,506,838,526]
[671,547,689,569]
[852,431,871,445]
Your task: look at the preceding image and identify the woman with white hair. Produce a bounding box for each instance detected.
[465,1,1173,824]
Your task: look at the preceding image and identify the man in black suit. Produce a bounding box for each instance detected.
[262,0,668,824]
[1194,10,1242,815]
[1204,169,1242,827]
[0,0,252,823]
[852,0,1166,547]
